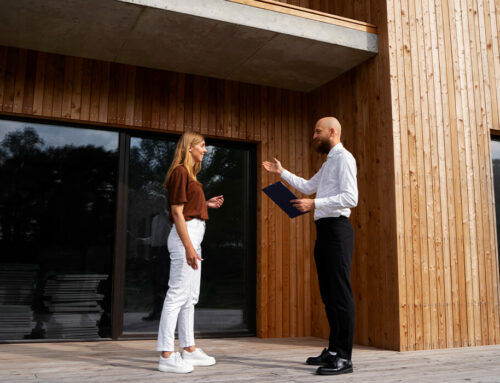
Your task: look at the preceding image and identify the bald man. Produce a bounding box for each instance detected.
[263,117,358,375]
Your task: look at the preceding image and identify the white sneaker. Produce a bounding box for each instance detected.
[181,348,216,366]
[158,352,194,373]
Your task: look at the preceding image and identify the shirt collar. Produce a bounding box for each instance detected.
[327,142,343,158]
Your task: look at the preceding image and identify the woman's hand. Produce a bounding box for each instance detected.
[186,247,203,270]
[262,158,284,175]
[207,195,224,209]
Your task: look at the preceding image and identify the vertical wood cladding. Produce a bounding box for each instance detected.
[280,0,500,350]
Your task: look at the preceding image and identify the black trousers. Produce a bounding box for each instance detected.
[314,216,355,360]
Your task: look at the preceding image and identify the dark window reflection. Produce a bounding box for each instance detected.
[124,135,255,335]
[491,137,500,278]
[0,119,118,340]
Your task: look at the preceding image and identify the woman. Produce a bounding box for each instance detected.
[157,132,224,374]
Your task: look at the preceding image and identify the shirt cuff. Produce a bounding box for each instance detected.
[314,198,326,209]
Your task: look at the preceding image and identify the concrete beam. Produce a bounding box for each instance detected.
[0,0,378,91]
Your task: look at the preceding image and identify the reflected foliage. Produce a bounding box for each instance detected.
[491,140,500,284]
[124,135,253,334]
[0,124,118,339]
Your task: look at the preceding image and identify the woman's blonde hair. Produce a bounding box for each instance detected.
[164,132,205,188]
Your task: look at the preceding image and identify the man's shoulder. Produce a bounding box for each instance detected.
[339,147,356,163]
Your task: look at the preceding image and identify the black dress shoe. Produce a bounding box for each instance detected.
[316,357,353,375]
[305,348,336,366]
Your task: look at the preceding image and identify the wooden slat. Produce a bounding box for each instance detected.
[208,78,217,137]
[116,64,129,126]
[141,68,152,129]
[216,79,224,136]
[150,69,160,129]
[80,58,92,121]
[42,53,56,117]
[12,49,26,114]
[260,85,269,338]
[21,50,37,115]
[267,87,276,337]
[193,75,201,132]
[425,0,446,348]
[184,74,194,131]
[302,91,311,337]
[125,65,136,126]
[70,57,83,120]
[280,90,290,337]
[231,81,239,139]
[167,71,177,131]
[288,90,297,337]
[32,51,46,116]
[224,80,232,137]
[175,73,185,131]
[471,0,491,346]
[50,55,64,118]
[228,0,377,33]
[274,87,283,338]
[294,91,303,337]
[414,0,434,350]
[390,0,409,350]
[89,60,101,122]
[133,66,144,127]
[0,46,7,109]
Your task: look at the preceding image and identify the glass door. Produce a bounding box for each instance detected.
[122,133,256,336]
[0,118,118,341]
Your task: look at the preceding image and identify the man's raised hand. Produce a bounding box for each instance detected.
[262,158,284,175]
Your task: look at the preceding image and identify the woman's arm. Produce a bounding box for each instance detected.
[171,204,202,270]
[206,195,224,209]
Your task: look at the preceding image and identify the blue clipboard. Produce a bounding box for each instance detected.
[262,181,308,219]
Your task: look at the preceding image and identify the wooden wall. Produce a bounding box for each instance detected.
[0,45,316,339]
[385,0,500,350]
[282,0,500,350]
[306,0,401,351]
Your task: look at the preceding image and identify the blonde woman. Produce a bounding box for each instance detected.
[157,132,224,374]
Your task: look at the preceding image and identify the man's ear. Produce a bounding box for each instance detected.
[330,127,336,137]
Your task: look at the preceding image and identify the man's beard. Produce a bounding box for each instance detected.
[315,138,331,154]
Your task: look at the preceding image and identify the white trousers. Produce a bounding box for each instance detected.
[156,218,205,351]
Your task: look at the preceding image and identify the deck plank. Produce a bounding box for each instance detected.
[1,337,499,382]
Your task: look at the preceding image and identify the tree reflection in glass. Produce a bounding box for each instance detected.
[124,135,254,335]
[0,121,118,340]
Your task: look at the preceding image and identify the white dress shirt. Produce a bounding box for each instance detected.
[281,142,358,221]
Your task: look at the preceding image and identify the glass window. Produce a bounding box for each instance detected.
[491,136,500,276]
[123,135,255,335]
[0,119,118,340]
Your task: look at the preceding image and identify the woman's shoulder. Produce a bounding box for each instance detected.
[168,165,188,185]
[171,165,188,176]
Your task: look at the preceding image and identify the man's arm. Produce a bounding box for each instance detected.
[281,167,322,195]
[314,155,358,210]
[262,158,322,195]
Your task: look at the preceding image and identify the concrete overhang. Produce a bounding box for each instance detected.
[0,0,378,92]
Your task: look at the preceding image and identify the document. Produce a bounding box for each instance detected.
[262,181,309,218]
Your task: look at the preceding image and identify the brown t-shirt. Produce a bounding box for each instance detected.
[167,166,209,221]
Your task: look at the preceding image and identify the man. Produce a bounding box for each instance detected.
[262,117,358,375]
[139,207,172,321]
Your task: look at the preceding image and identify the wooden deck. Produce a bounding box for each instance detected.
[1,337,499,382]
